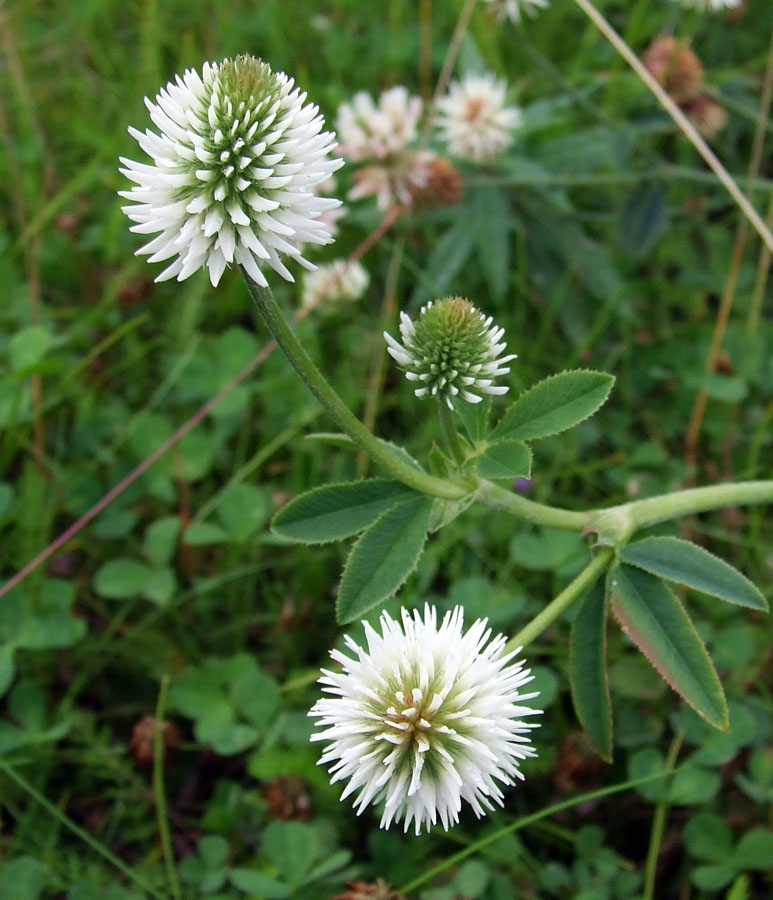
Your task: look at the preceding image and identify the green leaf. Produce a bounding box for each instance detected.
[684,811,733,862]
[490,370,615,442]
[93,559,155,599]
[569,581,613,761]
[141,567,176,606]
[217,483,272,540]
[477,440,532,480]
[610,565,729,730]
[263,821,318,884]
[337,496,432,623]
[427,494,476,533]
[692,865,737,892]
[10,326,52,373]
[143,516,180,568]
[733,829,773,869]
[229,869,291,898]
[0,856,48,900]
[620,537,767,611]
[471,186,511,300]
[454,395,491,445]
[618,183,667,258]
[272,479,418,544]
[182,521,229,545]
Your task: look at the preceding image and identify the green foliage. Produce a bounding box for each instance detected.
[610,564,729,731]
[337,495,432,622]
[489,371,615,442]
[272,479,418,543]
[569,582,612,761]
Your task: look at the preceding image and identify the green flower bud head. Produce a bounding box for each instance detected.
[384,297,516,408]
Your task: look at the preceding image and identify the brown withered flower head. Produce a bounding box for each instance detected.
[410,156,464,209]
[642,36,704,105]
[685,95,728,139]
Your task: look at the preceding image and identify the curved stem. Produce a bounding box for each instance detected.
[506,547,615,652]
[623,480,773,533]
[244,274,472,500]
[476,479,588,531]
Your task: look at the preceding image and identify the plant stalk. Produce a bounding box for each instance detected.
[506,547,615,651]
[437,397,468,466]
[243,273,472,500]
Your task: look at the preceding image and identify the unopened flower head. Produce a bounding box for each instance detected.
[481,0,550,23]
[435,73,521,163]
[384,297,516,408]
[309,605,540,835]
[301,258,369,308]
[120,55,343,287]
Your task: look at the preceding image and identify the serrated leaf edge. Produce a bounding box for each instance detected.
[610,566,729,731]
[491,369,615,442]
[271,478,418,544]
[569,579,613,762]
[620,536,768,611]
[336,497,431,624]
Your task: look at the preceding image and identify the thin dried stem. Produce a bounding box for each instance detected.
[571,0,773,255]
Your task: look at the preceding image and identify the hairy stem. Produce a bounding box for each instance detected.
[244,274,472,500]
[437,397,468,465]
[505,547,615,651]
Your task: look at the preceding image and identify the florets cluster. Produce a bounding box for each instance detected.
[120,55,342,286]
[384,297,516,408]
[309,605,540,835]
[301,258,369,307]
[435,73,521,163]
[336,87,437,210]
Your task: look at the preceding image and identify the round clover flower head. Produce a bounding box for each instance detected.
[120,55,343,287]
[309,605,540,835]
[336,86,423,163]
[435,72,521,164]
[384,297,517,409]
[301,258,370,308]
[481,0,550,23]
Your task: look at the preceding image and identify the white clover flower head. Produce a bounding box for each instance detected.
[348,148,437,211]
[481,0,550,23]
[336,86,423,162]
[384,297,517,409]
[301,258,369,307]
[120,55,343,287]
[309,604,540,835]
[436,73,521,164]
[675,0,739,10]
